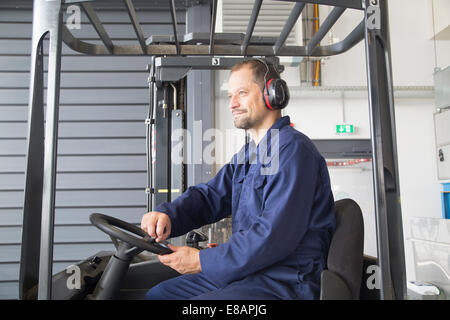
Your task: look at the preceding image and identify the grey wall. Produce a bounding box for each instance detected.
[0,1,185,299]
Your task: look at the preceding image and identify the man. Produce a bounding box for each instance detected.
[141,59,336,300]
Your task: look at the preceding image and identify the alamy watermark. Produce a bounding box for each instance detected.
[366,264,381,290]
[44,2,81,29]
[366,0,381,30]
[170,121,280,176]
[66,265,81,290]
[66,5,81,30]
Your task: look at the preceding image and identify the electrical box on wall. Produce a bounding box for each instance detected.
[434,66,450,110]
[434,66,450,181]
[435,109,450,180]
[434,67,450,219]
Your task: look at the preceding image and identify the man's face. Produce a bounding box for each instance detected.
[228,66,268,130]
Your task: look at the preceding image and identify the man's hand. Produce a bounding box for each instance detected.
[141,211,171,242]
[158,244,202,275]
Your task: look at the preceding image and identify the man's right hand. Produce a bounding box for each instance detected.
[140,211,171,242]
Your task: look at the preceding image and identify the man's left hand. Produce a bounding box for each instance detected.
[158,244,202,274]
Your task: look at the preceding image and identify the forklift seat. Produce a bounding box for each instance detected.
[320,198,364,300]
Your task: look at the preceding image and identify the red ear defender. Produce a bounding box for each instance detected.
[263,78,290,110]
[256,58,290,110]
[264,79,275,110]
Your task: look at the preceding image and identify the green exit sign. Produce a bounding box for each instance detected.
[336,124,354,133]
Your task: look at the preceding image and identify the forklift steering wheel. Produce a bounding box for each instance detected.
[89,213,173,255]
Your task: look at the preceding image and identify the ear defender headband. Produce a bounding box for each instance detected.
[255,59,290,110]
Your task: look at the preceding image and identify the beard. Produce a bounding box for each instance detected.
[233,111,263,130]
[233,111,256,129]
[234,115,253,129]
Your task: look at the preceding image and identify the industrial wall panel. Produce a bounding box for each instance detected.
[0,155,147,172]
[1,243,115,264]
[0,225,115,244]
[0,88,149,104]
[1,190,146,208]
[0,263,21,281]
[0,138,146,155]
[0,172,146,190]
[222,0,297,45]
[0,56,152,71]
[0,4,186,299]
[0,122,146,138]
[0,283,18,300]
[0,105,147,121]
[0,207,146,226]
[0,72,148,88]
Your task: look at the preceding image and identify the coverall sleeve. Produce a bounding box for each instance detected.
[155,162,234,238]
[199,141,320,287]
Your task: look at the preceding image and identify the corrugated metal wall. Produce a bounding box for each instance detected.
[0,0,185,299]
[222,0,297,45]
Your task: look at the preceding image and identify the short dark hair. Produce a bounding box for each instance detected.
[230,59,281,91]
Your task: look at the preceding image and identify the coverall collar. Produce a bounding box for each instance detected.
[249,115,290,149]
[243,116,291,174]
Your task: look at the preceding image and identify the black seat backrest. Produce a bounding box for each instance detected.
[320,198,364,300]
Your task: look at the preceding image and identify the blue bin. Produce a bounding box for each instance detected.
[442,183,450,219]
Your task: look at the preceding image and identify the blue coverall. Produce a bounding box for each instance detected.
[146,116,336,300]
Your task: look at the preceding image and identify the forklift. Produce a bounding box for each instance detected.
[19,0,406,300]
